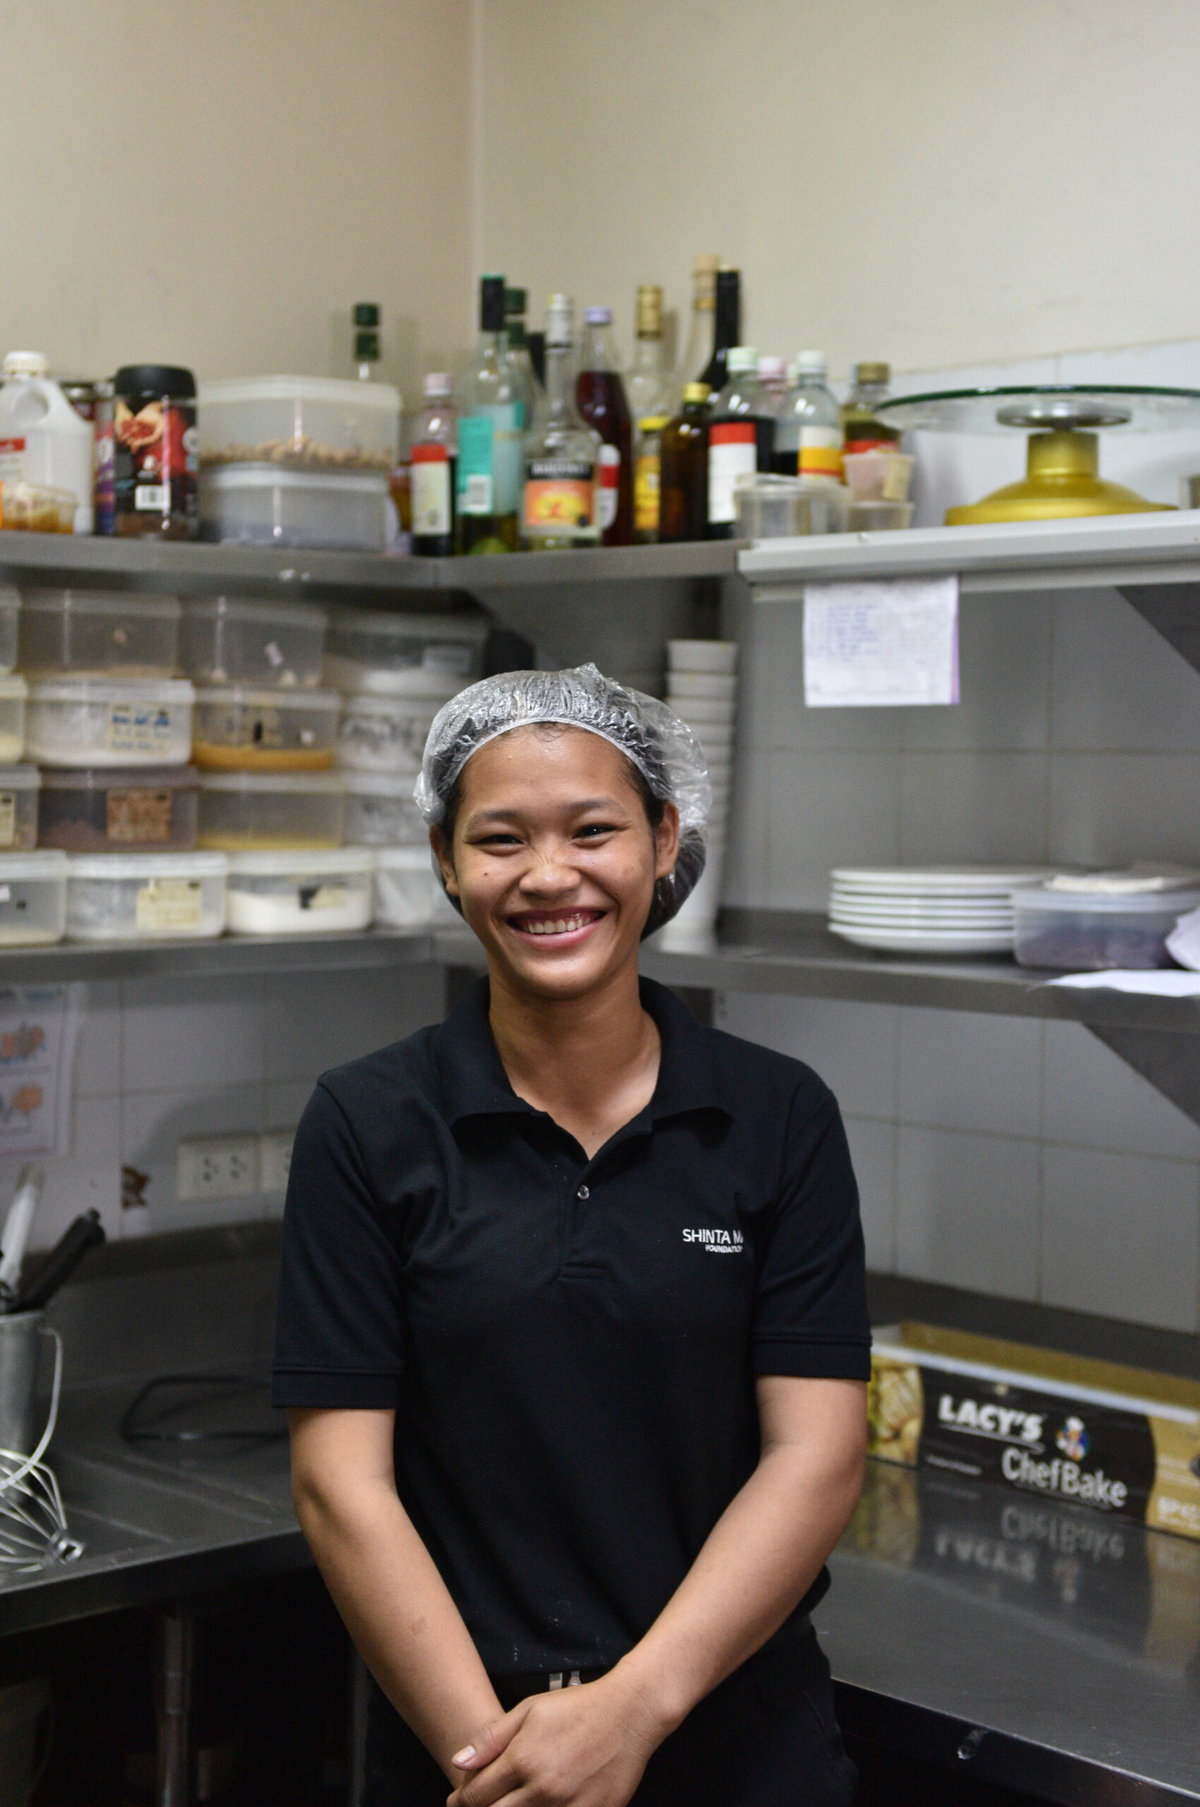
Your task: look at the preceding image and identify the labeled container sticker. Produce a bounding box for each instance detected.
[114,398,198,528]
[598,445,621,530]
[0,791,16,848]
[108,701,176,755]
[412,443,453,535]
[107,788,173,844]
[135,877,204,931]
[799,427,844,480]
[708,421,757,524]
[0,438,26,485]
[523,457,595,532]
[456,416,494,514]
[299,884,348,912]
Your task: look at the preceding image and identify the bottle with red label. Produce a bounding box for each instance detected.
[706,348,774,538]
[410,373,457,557]
[521,295,600,552]
[113,364,198,539]
[841,361,902,455]
[575,307,633,546]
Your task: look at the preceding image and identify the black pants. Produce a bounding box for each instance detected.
[362,1629,857,1807]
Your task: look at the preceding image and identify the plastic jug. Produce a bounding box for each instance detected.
[0,351,94,533]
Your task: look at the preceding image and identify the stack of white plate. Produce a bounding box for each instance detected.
[827,865,1053,954]
[657,639,739,949]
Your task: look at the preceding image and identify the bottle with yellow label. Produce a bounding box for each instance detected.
[520,296,601,551]
[634,414,668,543]
[773,351,843,480]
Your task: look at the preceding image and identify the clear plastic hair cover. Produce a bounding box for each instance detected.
[415,663,711,936]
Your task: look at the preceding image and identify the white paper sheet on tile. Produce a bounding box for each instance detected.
[1165,904,1200,972]
[803,576,960,707]
[1047,970,1200,997]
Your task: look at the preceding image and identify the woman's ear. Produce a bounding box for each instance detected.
[430,826,459,897]
[654,801,681,879]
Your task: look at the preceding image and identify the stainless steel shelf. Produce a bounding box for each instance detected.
[0,928,435,983]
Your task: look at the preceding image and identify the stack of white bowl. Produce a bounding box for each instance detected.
[657,638,738,950]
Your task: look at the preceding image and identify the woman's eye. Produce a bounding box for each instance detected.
[475,833,521,847]
[576,823,618,839]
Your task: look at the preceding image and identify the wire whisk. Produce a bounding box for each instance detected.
[0,1327,83,1571]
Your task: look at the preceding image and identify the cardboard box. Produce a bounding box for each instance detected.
[869,1323,1200,1542]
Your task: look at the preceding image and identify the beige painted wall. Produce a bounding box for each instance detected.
[474,0,1200,379]
[1,0,473,394]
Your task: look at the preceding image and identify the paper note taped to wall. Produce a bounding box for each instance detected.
[0,986,79,1158]
[803,575,960,707]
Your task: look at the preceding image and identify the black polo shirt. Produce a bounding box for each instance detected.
[273,976,870,1674]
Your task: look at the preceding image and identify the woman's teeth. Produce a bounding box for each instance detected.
[522,913,591,935]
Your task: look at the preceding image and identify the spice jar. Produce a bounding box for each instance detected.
[113,364,198,539]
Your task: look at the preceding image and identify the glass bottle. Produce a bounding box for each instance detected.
[841,361,901,454]
[633,413,669,544]
[658,382,710,543]
[505,287,542,408]
[576,306,633,546]
[699,267,741,398]
[706,348,773,538]
[773,351,843,479]
[455,274,527,554]
[520,295,601,552]
[677,254,719,402]
[410,373,457,557]
[627,285,671,426]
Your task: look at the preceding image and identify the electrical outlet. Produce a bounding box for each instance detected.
[176,1133,260,1203]
[259,1128,295,1194]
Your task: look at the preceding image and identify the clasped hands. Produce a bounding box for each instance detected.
[447,1669,665,1807]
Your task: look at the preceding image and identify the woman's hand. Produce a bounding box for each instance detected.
[447,1670,666,1807]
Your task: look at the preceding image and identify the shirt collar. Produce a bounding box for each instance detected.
[433,975,731,1127]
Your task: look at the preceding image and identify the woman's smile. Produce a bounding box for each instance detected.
[506,907,607,942]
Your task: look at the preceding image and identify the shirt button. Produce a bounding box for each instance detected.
[577,1185,590,1200]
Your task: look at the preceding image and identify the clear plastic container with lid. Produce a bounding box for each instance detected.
[0,588,19,674]
[336,692,438,775]
[38,765,199,853]
[1013,881,1200,970]
[323,608,486,696]
[67,851,227,941]
[0,767,39,852]
[17,589,180,677]
[26,678,194,767]
[181,598,327,689]
[0,679,26,763]
[373,846,441,929]
[0,851,68,945]
[192,686,340,770]
[198,466,389,551]
[226,847,374,935]
[196,770,346,850]
[198,376,401,473]
[343,772,426,846]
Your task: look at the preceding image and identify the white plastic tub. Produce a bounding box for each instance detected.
[181,597,328,689]
[323,608,485,696]
[337,692,437,775]
[199,466,389,551]
[373,846,441,928]
[0,677,26,762]
[67,851,227,941]
[0,766,39,851]
[343,771,427,845]
[192,686,340,770]
[17,589,180,677]
[196,770,346,850]
[0,851,68,944]
[198,375,400,472]
[226,847,374,935]
[26,678,194,767]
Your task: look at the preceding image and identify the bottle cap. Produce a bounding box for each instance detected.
[353,303,380,328]
[504,287,527,316]
[545,294,574,347]
[726,347,758,373]
[854,361,891,384]
[636,285,663,336]
[114,364,197,398]
[479,276,507,333]
[584,306,613,326]
[794,350,828,375]
[757,356,787,382]
[693,254,720,275]
[423,373,454,397]
[682,382,711,404]
[3,351,49,379]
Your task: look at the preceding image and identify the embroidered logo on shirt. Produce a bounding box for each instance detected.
[682,1227,744,1254]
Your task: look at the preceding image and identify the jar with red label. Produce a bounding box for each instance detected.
[113,364,198,539]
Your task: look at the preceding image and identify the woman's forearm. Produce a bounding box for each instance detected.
[294,1470,502,1778]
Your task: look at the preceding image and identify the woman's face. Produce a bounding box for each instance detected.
[434,725,679,1002]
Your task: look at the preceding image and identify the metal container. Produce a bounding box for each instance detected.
[0,1309,45,1456]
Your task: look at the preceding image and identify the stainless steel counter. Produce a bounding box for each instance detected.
[4,1382,1198,1804]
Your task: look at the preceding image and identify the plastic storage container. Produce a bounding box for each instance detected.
[0,677,26,764]
[196,770,346,850]
[17,590,180,677]
[26,678,194,767]
[373,846,441,928]
[1013,884,1200,970]
[67,852,227,941]
[199,466,389,551]
[0,353,94,533]
[198,376,401,473]
[323,608,486,696]
[226,847,374,935]
[336,693,439,775]
[0,588,19,674]
[38,765,199,853]
[192,686,339,770]
[0,851,68,945]
[181,597,327,689]
[0,767,39,852]
[343,772,427,846]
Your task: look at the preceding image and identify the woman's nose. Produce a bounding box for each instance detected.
[519,840,579,895]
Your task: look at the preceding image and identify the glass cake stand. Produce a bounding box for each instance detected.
[875,384,1200,523]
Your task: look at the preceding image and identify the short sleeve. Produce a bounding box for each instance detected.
[751,1086,872,1381]
[271,1079,406,1409]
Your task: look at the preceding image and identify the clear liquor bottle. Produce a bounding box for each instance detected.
[707,348,774,538]
[627,285,671,426]
[521,295,601,552]
[455,274,527,554]
[841,361,901,453]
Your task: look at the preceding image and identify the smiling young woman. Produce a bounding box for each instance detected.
[273,664,870,1807]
